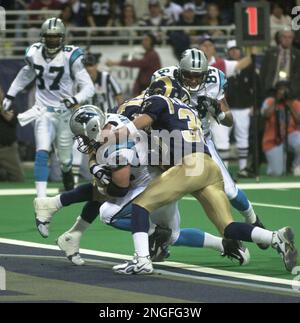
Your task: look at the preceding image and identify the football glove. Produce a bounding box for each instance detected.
[197,96,225,123]
[2,95,14,112]
[61,97,78,109]
[90,164,112,186]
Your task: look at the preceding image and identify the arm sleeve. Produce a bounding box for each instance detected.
[224,59,238,78]
[142,96,168,121]
[216,70,227,101]
[119,56,148,69]
[7,65,36,97]
[72,57,95,104]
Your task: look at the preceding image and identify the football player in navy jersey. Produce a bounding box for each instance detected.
[112,76,298,275]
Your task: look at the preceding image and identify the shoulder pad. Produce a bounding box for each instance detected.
[25,42,43,58]
[65,46,84,65]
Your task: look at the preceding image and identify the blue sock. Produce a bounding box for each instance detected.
[34,150,49,181]
[131,204,149,234]
[110,218,132,231]
[224,222,254,242]
[60,183,93,206]
[80,201,101,224]
[173,228,205,247]
[230,189,250,212]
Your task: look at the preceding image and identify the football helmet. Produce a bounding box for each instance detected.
[40,17,66,56]
[147,76,190,104]
[179,48,208,92]
[69,105,106,154]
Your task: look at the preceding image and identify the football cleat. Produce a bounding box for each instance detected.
[272,227,298,272]
[33,197,60,238]
[252,215,269,250]
[149,226,172,262]
[221,239,250,265]
[56,232,85,266]
[113,254,153,275]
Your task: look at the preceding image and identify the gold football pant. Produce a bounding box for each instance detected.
[134,152,233,235]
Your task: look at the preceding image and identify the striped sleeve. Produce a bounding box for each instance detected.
[108,74,122,96]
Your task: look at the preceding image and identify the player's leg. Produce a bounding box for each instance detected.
[232,108,251,171]
[34,183,94,237]
[34,114,54,197]
[56,110,74,191]
[210,119,232,168]
[206,136,268,248]
[193,174,297,272]
[57,200,102,265]
[113,153,216,274]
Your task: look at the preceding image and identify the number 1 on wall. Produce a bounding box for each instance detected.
[246,7,258,36]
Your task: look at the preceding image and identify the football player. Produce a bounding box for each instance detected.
[151,48,268,250]
[2,17,95,197]
[111,76,297,274]
[34,105,249,266]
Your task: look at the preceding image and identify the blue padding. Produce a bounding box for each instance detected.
[173,228,205,247]
[230,188,250,212]
[34,150,49,181]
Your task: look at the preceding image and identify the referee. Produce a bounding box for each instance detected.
[84,53,124,113]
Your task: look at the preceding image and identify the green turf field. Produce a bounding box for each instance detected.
[0,168,299,281]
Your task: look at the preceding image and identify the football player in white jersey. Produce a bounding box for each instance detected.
[152,48,268,250]
[34,105,249,266]
[2,17,95,198]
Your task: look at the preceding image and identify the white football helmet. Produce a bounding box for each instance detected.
[69,105,106,154]
[179,48,208,92]
[40,17,66,56]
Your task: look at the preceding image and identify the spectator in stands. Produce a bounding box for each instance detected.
[59,3,76,28]
[199,35,253,77]
[69,0,89,27]
[200,2,224,37]
[116,3,139,40]
[192,0,207,19]
[0,86,24,182]
[87,0,114,27]
[260,28,300,100]
[169,3,201,60]
[164,0,183,23]
[270,3,292,46]
[261,81,300,176]
[85,52,124,113]
[106,33,161,96]
[225,40,261,175]
[139,0,173,37]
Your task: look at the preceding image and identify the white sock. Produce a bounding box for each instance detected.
[36,181,47,197]
[68,216,90,237]
[203,233,224,253]
[133,232,149,257]
[239,158,247,170]
[53,195,63,209]
[241,204,257,224]
[251,227,273,245]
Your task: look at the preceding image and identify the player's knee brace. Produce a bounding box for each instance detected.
[34,150,49,181]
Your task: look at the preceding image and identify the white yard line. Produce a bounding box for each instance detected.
[0,237,299,291]
[183,196,300,211]
[0,182,300,196]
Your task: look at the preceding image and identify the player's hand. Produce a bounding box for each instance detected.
[90,164,112,186]
[2,95,14,112]
[61,97,78,109]
[196,96,209,118]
